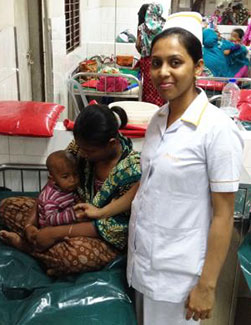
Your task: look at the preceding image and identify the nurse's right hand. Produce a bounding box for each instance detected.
[185,282,215,321]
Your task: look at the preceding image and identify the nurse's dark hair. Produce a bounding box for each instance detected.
[150,27,202,64]
[138,4,149,26]
[73,104,128,146]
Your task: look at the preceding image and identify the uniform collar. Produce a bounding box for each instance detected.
[157,89,209,128]
[180,89,209,127]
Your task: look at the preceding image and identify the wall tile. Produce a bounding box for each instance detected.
[50,16,66,41]
[0,136,9,154]
[0,154,10,164]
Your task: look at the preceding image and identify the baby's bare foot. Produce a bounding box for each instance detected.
[0,230,26,250]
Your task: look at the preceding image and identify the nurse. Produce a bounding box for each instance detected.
[81,12,243,325]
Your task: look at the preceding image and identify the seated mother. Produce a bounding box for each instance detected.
[0,104,141,276]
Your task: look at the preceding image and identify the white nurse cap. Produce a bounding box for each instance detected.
[165,11,203,44]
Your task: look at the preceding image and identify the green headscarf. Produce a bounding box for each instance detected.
[138,3,166,57]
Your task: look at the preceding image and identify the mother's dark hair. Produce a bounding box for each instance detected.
[73,104,128,146]
[150,27,202,64]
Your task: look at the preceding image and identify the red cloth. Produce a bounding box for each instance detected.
[96,76,128,92]
[82,79,98,88]
[63,120,147,138]
[139,57,165,107]
[63,119,75,129]
[89,100,98,105]
[238,90,251,121]
[196,79,226,91]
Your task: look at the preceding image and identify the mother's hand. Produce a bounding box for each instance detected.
[34,227,59,251]
[185,282,215,321]
[74,203,103,219]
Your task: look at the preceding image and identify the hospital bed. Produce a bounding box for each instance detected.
[0,163,137,325]
[196,76,251,106]
[67,62,142,117]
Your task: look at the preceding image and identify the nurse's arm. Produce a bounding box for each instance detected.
[186,191,235,320]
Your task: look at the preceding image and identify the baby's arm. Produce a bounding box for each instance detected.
[75,182,139,219]
[224,44,241,56]
[43,200,77,226]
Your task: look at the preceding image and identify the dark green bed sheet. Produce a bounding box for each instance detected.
[0,192,136,325]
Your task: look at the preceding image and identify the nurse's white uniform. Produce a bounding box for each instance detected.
[127,89,243,324]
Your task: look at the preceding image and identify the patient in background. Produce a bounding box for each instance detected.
[135,3,166,106]
[0,150,86,251]
[221,28,249,78]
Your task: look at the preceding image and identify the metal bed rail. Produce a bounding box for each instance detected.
[0,163,48,192]
[196,77,251,108]
[67,71,142,116]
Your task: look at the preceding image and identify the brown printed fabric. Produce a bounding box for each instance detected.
[0,196,118,276]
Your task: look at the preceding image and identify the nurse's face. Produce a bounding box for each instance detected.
[151,35,200,104]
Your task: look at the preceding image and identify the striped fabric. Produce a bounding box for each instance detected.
[38,182,79,227]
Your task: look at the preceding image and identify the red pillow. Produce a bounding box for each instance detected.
[0,101,64,137]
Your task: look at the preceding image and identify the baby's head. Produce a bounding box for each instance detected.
[46,150,79,192]
[230,28,244,43]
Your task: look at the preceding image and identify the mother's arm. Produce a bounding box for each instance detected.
[185,191,235,321]
[34,182,140,251]
[34,221,98,251]
[75,182,139,219]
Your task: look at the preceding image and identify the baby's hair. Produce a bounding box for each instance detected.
[233,28,244,40]
[46,150,76,174]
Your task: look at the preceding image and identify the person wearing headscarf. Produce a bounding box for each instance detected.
[202,28,231,77]
[219,28,249,78]
[136,3,166,106]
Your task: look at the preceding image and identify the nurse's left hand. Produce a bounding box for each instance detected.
[185,282,215,321]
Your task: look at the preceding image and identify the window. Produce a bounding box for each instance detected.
[65,0,80,53]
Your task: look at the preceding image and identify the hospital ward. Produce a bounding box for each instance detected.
[0,0,251,324]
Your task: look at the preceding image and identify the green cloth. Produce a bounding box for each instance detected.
[238,232,251,291]
[68,134,141,250]
[138,3,166,57]
[0,223,137,325]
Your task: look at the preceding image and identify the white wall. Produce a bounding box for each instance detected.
[0,0,18,100]
[48,0,171,117]
[83,0,171,60]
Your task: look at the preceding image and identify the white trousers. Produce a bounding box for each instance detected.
[135,291,200,325]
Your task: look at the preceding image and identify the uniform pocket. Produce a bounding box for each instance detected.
[151,226,202,276]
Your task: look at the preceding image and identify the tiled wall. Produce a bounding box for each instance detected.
[0,27,18,100]
[0,123,74,191]
[0,127,251,192]
[0,123,73,166]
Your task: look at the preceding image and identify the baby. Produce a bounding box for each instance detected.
[0,150,86,252]
[38,150,81,228]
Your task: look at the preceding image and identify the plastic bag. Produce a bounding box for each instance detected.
[0,191,136,324]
